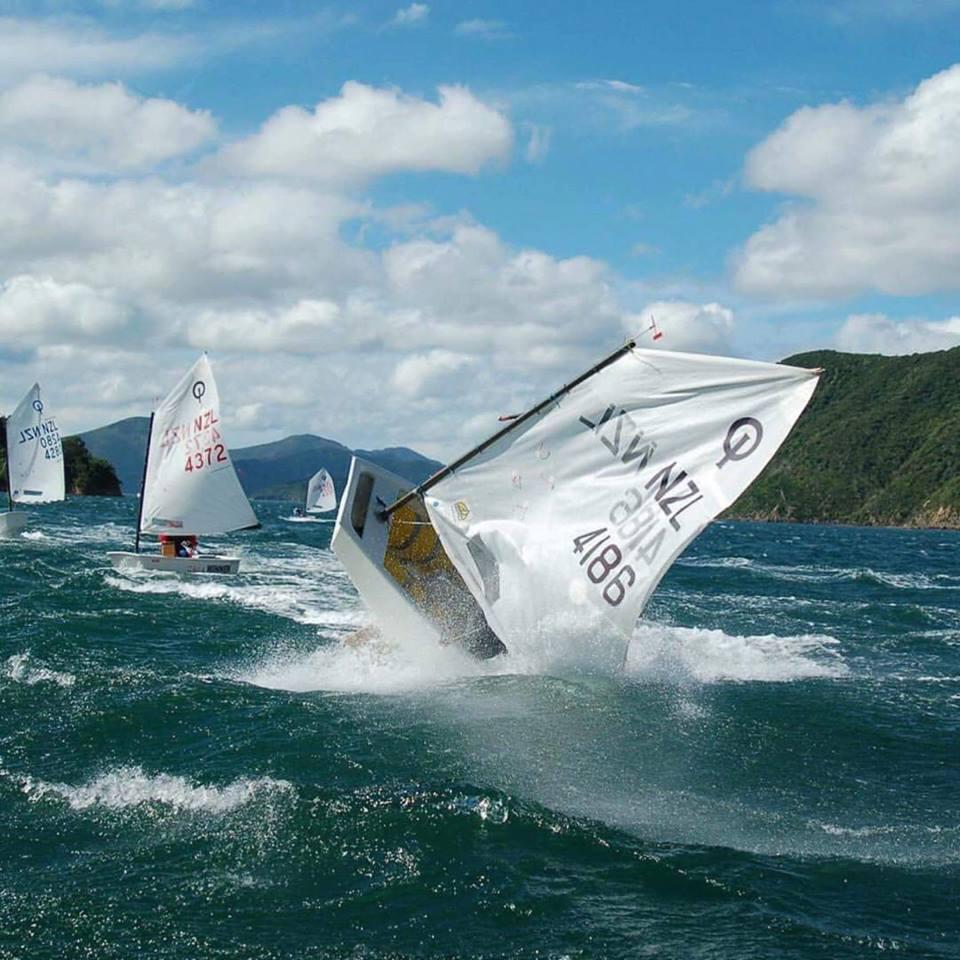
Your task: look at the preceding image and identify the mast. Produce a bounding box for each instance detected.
[380,338,637,519]
[0,415,11,513]
[133,412,155,553]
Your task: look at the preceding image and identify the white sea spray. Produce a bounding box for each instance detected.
[20,766,293,814]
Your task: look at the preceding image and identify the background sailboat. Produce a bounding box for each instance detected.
[284,467,337,522]
[307,467,336,514]
[0,383,65,538]
[107,355,259,574]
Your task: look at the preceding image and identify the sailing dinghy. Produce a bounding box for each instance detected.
[332,342,821,660]
[0,383,65,538]
[107,355,258,574]
[284,467,337,522]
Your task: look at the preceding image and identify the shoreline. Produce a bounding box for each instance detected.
[723,512,960,533]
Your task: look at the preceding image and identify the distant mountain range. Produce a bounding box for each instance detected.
[78,417,441,501]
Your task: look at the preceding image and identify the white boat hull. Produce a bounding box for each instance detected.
[106,552,241,574]
[0,511,29,538]
[332,459,442,648]
[331,458,505,658]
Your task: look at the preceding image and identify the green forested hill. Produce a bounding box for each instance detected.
[729,347,960,528]
[62,437,122,496]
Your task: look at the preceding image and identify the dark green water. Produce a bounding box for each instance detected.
[1,498,958,958]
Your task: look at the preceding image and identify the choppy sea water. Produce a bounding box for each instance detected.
[1,497,957,959]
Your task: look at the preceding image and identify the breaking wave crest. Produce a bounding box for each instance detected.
[625,622,848,683]
[20,765,293,814]
[680,556,960,590]
[236,632,505,694]
[235,618,847,694]
[5,652,75,688]
[103,546,361,629]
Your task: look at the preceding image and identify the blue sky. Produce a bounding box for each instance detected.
[1,0,959,454]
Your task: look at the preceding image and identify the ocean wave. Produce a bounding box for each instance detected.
[237,618,849,694]
[4,652,75,688]
[680,556,960,590]
[811,821,898,838]
[855,569,960,590]
[807,819,959,851]
[678,555,753,569]
[235,630,502,694]
[52,520,137,547]
[20,765,293,814]
[321,784,512,827]
[625,622,848,683]
[103,545,361,629]
[889,674,960,684]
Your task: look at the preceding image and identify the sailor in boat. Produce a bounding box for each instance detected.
[158,534,197,559]
[175,535,198,558]
[292,507,304,518]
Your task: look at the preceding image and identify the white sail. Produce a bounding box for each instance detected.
[5,383,65,504]
[424,347,819,655]
[305,468,337,513]
[140,355,258,536]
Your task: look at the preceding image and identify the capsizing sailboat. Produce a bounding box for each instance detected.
[107,355,259,574]
[0,383,65,538]
[285,467,337,522]
[332,340,821,660]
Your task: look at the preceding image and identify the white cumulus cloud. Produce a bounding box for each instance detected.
[392,349,474,397]
[735,64,960,299]
[216,81,512,183]
[835,313,960,355]
[0,69,736,456]
[381,224,622,365]
[0,165,367,304]
[186,300,342,353]
[629,301,735,354]
[0,275,132,346]
[0,17,198,82]
[0,75,216,172]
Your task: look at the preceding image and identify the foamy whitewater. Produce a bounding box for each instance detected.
[18,766,292,814]
[1,497,957,958]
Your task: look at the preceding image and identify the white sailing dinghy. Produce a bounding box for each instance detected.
[107,355,259,574]
[284,467,337,522]
[0,383,65,538]
[332,341,821,660]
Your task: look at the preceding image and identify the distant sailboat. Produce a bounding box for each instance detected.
[285,468,337,522]
[107,355,259,574]
[0,383,65,538]
[307,468,337,514]
[332,342,821,660]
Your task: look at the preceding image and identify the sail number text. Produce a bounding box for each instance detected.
[17,419,62,460]
[183,444,227,472]
[158,408,227,473]
[573,462,705,606]
[573,528,636,606]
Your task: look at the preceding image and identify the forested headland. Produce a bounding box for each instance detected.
[728,347,960,528]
